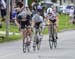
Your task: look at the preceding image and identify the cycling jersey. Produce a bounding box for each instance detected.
[32,14,43,23]
[17,7,32,21]
[47,7,57,23]
[15,7,32,29]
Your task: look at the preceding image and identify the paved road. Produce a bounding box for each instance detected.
[0,30,75,59]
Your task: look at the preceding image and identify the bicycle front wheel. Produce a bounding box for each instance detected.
[23,38,26,53]
[54,39,57,48]
[49,36,53,49]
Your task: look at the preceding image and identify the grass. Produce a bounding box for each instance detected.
[0,23,19,33]
[58,14,75,31]
[0,34,21,43]
[0,21,21,43]
[0,14,75,42]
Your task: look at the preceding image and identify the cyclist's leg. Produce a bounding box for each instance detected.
[26,20,32,43]
[36,22,42,39]
[39,22,43,39]
[27,28,32,43]
[33,22,39,42]
[48,23,51,37]
[20,21,27,43]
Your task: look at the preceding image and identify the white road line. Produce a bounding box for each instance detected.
[0,52,20,59]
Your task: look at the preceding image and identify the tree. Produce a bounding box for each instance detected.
[6,0,10,39]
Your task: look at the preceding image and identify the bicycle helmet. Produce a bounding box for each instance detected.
[47,8,52,14]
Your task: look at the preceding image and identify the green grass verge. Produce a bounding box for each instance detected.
[0,34,21,43]
[58,14,75,30]
[0,23,19,33]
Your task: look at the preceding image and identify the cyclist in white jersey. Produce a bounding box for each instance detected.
[32,12,43,29]
[46,6,59,39]
[32,12,44,38]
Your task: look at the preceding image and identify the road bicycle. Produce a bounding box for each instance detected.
[48,20,57,49]
[33,26,42,51]
[23,26,32,53]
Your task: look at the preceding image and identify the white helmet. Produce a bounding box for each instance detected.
[47,8,52,14]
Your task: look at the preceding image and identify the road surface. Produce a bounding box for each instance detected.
[0,30,75,59]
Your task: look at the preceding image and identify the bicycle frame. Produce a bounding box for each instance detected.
[48,22,57,49]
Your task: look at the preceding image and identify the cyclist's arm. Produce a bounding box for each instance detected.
[45,15,50,25]
[31,16,35,28]
[55,15,59,28]
[15,19,20,28]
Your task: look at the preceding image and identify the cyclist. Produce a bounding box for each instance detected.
[14,2,32,44]
[32,12,44,39]
[46,6,59,39]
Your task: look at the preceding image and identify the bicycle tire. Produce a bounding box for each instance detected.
[54,39,57,48]
[49,36,53,49]
[53,28,57,48]
[37,38,41,50]
[33,36,40,51]
[33,45,36,51]
[37,43,40,50]
[23,39,26,53]
[33,28,42,51]
[27,45,30,52]
[26,37,30,52]
[33,35,37,51]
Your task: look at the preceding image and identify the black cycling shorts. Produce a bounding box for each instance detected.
[49,19,56,23]
[35,22,42,29]
[19,20,31,29]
